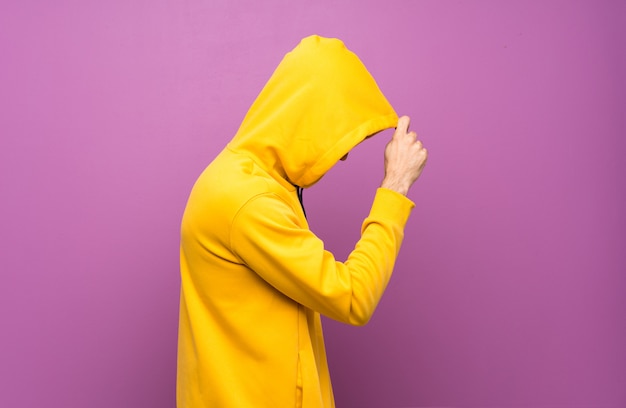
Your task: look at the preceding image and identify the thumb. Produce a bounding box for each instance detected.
[396,115,411,135]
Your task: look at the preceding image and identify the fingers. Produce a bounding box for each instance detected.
[419,145,428,168]
[395,116,420,144]
[393,114,426,154]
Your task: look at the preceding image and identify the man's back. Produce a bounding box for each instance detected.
[177,148,331,406]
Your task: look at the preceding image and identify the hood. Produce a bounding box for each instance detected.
[227,35,398,189]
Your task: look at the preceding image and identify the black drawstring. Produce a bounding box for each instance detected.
[296,186,307,219]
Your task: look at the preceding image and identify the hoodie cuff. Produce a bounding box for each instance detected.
[369,188,415,228]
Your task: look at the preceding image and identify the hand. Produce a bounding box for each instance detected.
[381,116,428,196]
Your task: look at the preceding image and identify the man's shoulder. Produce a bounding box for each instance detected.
[188,151,291,218]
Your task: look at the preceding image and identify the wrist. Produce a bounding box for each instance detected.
[380,177,410,196]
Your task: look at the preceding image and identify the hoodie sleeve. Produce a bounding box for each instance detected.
[230,187,415,326]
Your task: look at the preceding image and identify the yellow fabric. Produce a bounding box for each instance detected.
[177,35,415,407]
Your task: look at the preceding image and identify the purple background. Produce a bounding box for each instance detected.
[1,1,624,407]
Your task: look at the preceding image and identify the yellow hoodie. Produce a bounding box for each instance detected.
[177,35,415,407]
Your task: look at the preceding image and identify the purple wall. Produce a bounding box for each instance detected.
[1,1,624,407]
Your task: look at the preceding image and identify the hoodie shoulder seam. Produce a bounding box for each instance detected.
[229,192,295,263]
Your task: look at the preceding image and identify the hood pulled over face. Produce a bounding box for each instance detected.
[228,35,398,189]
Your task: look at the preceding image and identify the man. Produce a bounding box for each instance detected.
[177,35,428,407]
